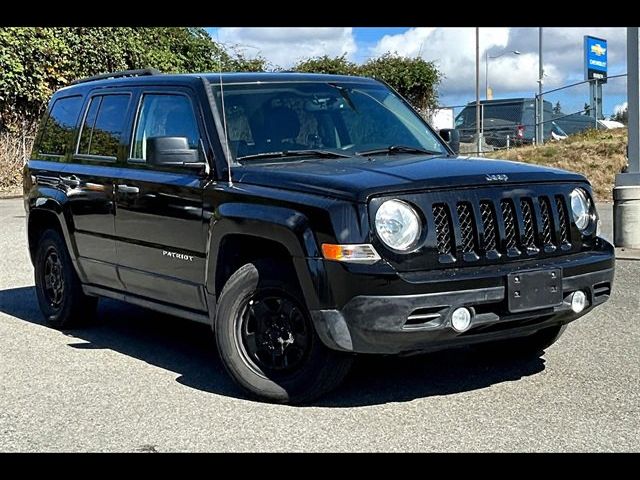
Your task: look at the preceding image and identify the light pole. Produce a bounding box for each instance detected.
[475,27,481,155]
[537,27,544,146]
[485,50,520,99]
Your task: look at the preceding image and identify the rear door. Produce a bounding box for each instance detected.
[114,87,209,312]
[67,91,134,290]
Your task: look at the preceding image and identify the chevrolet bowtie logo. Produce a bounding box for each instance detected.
[591,43,606,57]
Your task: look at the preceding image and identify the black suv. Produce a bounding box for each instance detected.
[455,98,575,146]
[24,69,614,403]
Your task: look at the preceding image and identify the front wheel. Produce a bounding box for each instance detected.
[215,260,353,404]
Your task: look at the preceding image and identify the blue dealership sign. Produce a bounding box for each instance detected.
[584,35,607,83]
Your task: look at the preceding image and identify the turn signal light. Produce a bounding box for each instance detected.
[321,244,381,265]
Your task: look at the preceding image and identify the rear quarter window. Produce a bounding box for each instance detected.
[36,95,83,159]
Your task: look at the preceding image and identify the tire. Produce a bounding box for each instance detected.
[215,259,353,404]
[34,229,97,328]
[478,324,567,357]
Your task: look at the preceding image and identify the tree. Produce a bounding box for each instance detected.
[294,53,442,114]
[293,54,357,75]
[359,53,442,113]
[611,105,628,125]
[0,27,261,131]
[553,101,562,114]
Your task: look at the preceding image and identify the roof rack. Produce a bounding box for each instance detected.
[70,68,161,86]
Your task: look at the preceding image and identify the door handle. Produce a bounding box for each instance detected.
[117,184,140,194]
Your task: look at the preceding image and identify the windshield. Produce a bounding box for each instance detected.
[212,81,447,163]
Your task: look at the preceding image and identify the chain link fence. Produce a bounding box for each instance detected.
[431,74,627,155]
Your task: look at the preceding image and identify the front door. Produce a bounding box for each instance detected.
[114,88,209,312]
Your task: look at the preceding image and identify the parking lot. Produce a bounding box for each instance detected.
[0,197,638,452]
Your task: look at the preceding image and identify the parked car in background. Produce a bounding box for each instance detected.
[598,119,625,129]
[455,98,590,147]
[552,112,598,136]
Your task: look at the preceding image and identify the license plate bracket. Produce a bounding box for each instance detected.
[507,269,563,313]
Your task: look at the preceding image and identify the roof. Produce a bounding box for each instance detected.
[58,71,379,93]
[465,98,532,105]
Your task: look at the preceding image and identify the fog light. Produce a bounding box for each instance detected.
[571,290,587,313]
[451,307,472,332]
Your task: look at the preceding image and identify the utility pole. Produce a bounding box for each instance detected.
[614,27,640,247]
[537,27,544,145]
[475,27,482,155]
[486,50,520,100]
[485,50,489,100]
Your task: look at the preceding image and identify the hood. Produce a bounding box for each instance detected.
[232,154,587,202]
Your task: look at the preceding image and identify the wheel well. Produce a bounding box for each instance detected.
[28,210,64,263]
[215,234,297,298]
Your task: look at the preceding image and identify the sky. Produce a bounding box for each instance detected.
[206,27,628,118]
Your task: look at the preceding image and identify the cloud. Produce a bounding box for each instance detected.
[614,101,628,114]
[211,27,628,108]
[216,28,357,68]
[369,27,626,100]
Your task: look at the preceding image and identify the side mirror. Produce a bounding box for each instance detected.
[147,136,202,167]
[439,128,460,154]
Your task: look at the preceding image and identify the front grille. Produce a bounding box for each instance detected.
[421,189,574,265]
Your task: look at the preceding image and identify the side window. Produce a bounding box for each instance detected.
[77,94,130,158]
[38,96,83,157]
[131,94,199,161]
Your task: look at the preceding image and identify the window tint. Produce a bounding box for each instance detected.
[78,94,130,158]
[132,94,199,160]
[38,96,83,156]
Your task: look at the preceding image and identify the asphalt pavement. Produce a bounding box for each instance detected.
[0,198,638,452]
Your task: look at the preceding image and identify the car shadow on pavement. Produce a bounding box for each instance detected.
[0,286,546,407]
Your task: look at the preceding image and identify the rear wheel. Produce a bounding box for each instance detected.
[34,229,97,328]
[215,259,353,404]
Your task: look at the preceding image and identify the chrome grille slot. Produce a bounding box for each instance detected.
[556,195,570,245]
[500,199,519,251]
[520,198,539,253]
[433,204,455,256]
[456,202,477,254]
[539,196,554,247]
[480,200,498,252]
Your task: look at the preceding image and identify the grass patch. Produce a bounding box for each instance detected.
[489,128,627,202]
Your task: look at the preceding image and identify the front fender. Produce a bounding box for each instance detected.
[206,202,330,310]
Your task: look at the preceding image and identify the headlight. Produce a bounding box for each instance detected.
[375,199,422,251]
[569,188,592,231]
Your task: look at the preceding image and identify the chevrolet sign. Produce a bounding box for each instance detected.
[584,35,607,83]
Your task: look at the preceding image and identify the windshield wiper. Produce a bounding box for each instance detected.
[237,149,351,162]
[355,145,442,156]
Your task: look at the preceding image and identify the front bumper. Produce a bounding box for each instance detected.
[310,240,614,355]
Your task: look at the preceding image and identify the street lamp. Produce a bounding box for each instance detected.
[485,50,520,99]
